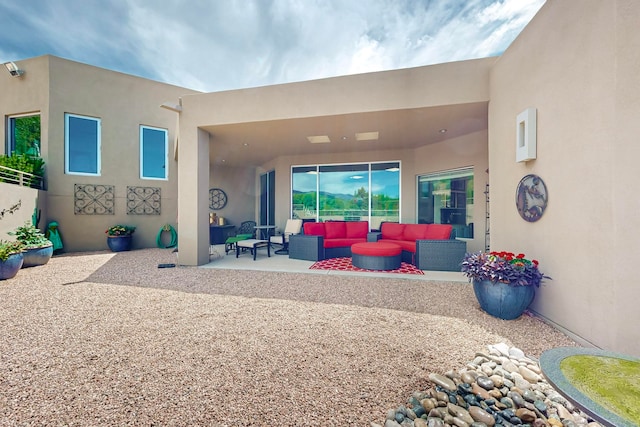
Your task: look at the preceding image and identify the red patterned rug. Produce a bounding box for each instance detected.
[309,257,424,275]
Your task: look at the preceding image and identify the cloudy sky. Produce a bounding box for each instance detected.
[1,0,544,93]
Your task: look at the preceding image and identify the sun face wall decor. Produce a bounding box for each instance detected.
[515,174,548,222]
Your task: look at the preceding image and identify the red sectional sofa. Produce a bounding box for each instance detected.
[369,222,467,271]
[288,221,369,261]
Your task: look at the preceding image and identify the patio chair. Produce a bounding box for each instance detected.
[224,220,256,254]
[269,219,303,255]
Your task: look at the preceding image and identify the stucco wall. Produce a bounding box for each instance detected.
[489,0,640,356]
[2,56,199,252]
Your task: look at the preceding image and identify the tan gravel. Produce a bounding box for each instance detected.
[0,249,577,426]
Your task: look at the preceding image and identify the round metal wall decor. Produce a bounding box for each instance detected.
[515,174,548,222]
[209,188,228,210]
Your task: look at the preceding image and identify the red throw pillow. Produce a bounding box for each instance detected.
[403,224,427,241]
[345,221,369,238]
[381,223,405,240]
[304,222,326,236]
[324,221,347,239]
[424,224,453,239]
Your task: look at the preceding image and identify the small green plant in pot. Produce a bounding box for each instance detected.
[0,240,24,280]
[106,225,136,252]
[9,222,53,268]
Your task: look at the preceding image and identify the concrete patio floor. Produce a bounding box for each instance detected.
[202,243,468,282]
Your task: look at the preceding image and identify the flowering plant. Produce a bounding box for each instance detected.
[461,251,549,287]
[105,225,136,236]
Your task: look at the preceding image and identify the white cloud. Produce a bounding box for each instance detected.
[1,0,545,92]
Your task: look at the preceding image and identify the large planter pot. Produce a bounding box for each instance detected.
[21,245,54,268]
[107,235,133,252]
[0,252,24,280]
[473,279,536,320]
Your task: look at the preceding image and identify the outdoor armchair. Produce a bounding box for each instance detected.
[224,220,257,254]
[269,219,302,254]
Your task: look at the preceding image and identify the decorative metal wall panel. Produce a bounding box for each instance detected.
[127,186,161,215]
[74,184,115,215]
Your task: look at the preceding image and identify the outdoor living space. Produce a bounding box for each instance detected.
[205,243,468,282]
[0,248,582,426]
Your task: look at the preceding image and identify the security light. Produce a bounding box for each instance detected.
[3,61,24,77]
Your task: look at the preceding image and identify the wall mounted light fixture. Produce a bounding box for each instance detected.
[516,107,537,162]
[3,61,24,77]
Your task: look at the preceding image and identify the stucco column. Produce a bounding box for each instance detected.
[177,127,210,266]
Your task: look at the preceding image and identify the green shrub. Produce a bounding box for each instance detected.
[0,240,24,261]
[0,154,45,188]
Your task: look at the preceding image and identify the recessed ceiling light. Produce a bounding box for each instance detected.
[439,128,447,133]
[341,136,348,140]
[355,131,379,141]
[307,135,331,144]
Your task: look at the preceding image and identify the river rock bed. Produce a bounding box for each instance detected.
[375,343,602,427]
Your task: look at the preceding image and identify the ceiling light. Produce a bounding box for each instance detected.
[307,135,331,144]
[341,136,348,140]
[3,61,24,77]
[439,128,447,133]
[355,131,379,141]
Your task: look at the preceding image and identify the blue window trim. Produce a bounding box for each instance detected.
[64,113,101,176]
[139,125,168,180]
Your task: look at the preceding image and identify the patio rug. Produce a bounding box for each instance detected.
[309,257,424,275]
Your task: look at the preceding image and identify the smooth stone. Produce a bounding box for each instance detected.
[562,421,577,427]
[488,389,503,399]
[548,419,563,427]
[519,366,541,383]
[532,419,547,427]
[462,371,479,384]
[429,373,457,392]
[502,360,519,373]
[421,398,436,411]
[472,383,492,400]
[557,405,574,421]
[387,409,396,420]
[533,400,547,414]
[446,370,461,381]
[489,375,504,388]
[509,347,526,359]
[471,423,489,427]
[476,376,495,390]
[436,391,448,403]
[468,406,496,426]
[452,416,470,427]
[427,418,445,427]
[394,412,405,423]
[458,383,473,394]
[515,408,536,423]
[522,389,537,402]
[509,415,523,424]
[429,408,446,418]
[414,419,429,427]
[463,394,479,407]
[514,376,532,390]
[507,391,526,408]
[412,405,426,419]
[448,403,474,424]
[406,408,417,420]
[490,343,510,356]
[385,420,402,427]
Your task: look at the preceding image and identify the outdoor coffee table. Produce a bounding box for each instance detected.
[236,239,271,260]
[540,347,640,427]
[351,242,402,270]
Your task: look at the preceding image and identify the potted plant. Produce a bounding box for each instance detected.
[461,251,550,320]
[0,240,24,280]
[105,225,136,252]
[9,222,53,267]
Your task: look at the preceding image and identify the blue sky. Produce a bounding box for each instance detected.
[1,0,544,93]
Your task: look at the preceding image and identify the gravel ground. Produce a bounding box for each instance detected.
[0,249,578,426]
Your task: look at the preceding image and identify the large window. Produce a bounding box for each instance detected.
[65,113,100,175]
[292,161,400,228]
[417,167,474,238]
[140,126,168,179]
[7,113,41,156]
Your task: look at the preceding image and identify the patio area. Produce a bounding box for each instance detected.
[0,248,578,426]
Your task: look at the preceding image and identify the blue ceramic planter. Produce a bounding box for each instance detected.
[22,245,54,268]
[107,235,132,252]
[0,252,24,280]
[473,279,536,320]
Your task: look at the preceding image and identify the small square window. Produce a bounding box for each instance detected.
[7,113,41,156]
[65,113,101,175]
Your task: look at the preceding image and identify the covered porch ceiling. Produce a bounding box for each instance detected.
[203,101,488,168]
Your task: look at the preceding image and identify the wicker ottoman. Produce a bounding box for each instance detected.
[351,242,402,270]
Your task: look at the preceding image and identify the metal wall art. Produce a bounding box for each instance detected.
[127,186,161,215]
[74,184,115,215]
[209,188,228,210]
[515,174,548,222]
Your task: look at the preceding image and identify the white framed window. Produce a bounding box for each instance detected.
[6,113,41,156]
[64,113,101,175]
[139,125,168,180]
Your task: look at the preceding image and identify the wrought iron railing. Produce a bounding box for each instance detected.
[0,165,44,189]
